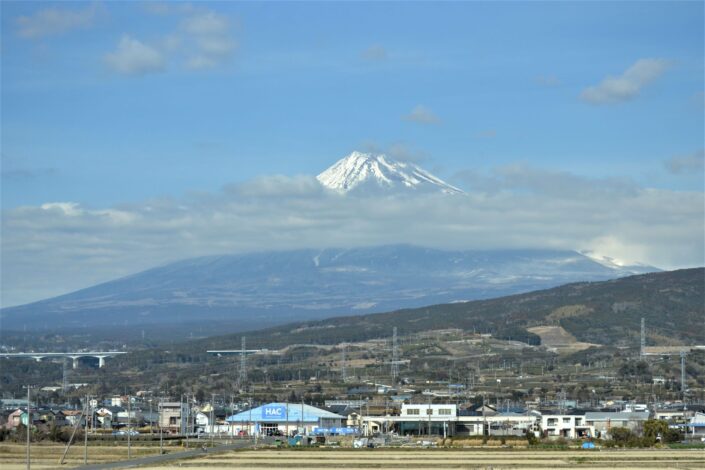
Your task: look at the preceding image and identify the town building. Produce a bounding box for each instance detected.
[584,411,650,439]
[225,402,345,436]
[158,402,189,435]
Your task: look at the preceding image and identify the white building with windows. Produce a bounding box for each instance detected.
[361,403,457,436]
[540,413,593,439]
[362,403,536,437]
[401,403,457,418]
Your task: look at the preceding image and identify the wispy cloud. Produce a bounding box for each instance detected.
[361,45,388,62]
[16,3,100,39]
[665,149,705,174]
[359,141,429,163]
[403,105,440,124]
[104,35,166,76]
[580,58,670,105]
[535,75,561,87]
[181,11,237,69]
[474,129,497,139]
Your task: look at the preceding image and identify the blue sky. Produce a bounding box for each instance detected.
[1,1,704,306]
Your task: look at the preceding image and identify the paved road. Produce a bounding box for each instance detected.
[71,439,255,470]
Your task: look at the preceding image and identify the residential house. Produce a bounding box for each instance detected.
[540,411,593,439]
[584,411,650,439]
[159,402,189,435]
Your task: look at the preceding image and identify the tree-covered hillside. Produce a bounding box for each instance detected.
[190,268,704,352]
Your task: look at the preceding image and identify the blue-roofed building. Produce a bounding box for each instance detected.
[225,403,345,436]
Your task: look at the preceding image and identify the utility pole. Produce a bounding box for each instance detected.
[482,394,487,440]
[84,395,89,464]
[210,393,215,447]
[391,327,399,383]
[427,396,431,438]
[185,394,190,449]
[640,317,646,357]
[680,350,687,409]
[159,397,164,455]
[127,395,132,459]
[25,385,32,470]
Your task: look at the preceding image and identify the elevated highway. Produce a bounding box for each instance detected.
[0,351,127,368]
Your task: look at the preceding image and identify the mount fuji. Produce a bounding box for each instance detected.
[0,245,658,337]
[317,151,464,194]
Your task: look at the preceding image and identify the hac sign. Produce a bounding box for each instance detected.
[263,405,287,419]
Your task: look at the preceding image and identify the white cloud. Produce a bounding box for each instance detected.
[104,35,166,76]
[2,167,702,307]
[580,58,670,105]
[665,149,705,174]
[403,105,440,124]
[40,202,83,216]
[105,8,237,75]
[16,3,98,39]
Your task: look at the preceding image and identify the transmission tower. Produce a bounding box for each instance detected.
[640,317,646,357]
[238,337,247,390]
[62,358,69,393]
[341,345,347,382]
[391,327,399,383]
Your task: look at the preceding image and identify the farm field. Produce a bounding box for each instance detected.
[129,448,705,470]
[0,442,176,469]
[2,444,705,469]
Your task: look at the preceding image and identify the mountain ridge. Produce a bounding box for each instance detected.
[189,267,705,351]
[0,245,659,334]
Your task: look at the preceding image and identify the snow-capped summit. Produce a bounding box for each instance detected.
[317,151,464,195]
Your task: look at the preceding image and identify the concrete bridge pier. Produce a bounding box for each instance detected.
[70,356,80,369]
[96,356,106,368]
[31,356,43,363]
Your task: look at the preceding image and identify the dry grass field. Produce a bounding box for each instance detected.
[0,442,175,469]
[2,444,705,469]
[140,448,705,469]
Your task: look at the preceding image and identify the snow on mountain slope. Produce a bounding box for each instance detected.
[317,151,464,194]
[579,250,656,276]
[0,245,660,333]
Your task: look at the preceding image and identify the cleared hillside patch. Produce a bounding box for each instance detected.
[528,325,600,353]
